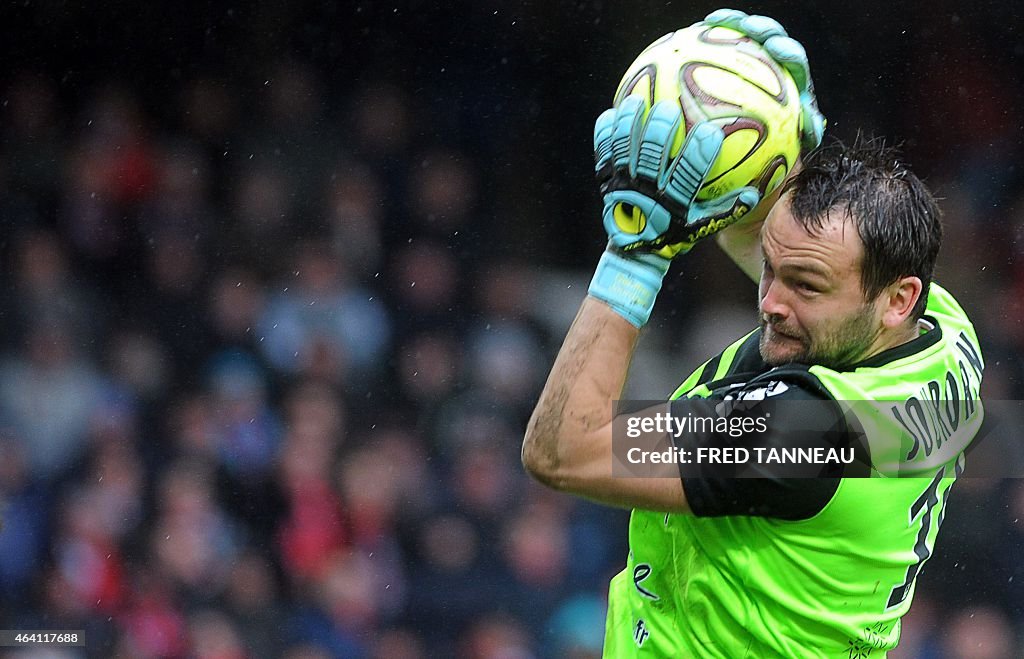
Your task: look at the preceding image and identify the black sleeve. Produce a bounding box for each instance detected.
[674,379,847,521]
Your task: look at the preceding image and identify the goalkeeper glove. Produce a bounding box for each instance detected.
[703,8,826,151]
[588,96,760,327]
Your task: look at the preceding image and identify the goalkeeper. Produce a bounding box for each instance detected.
[522,9,985,657]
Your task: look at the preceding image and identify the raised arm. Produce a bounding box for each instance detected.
[524,9,826,511]
[703,9,825,281]
[523,92,750,511]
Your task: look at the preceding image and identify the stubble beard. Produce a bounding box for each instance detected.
[759,304,879,371]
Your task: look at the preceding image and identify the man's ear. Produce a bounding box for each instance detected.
[881,276,923,328]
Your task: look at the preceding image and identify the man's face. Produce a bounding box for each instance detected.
[758,198,885,370]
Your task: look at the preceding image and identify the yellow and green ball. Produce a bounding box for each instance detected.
[614,24,803,204]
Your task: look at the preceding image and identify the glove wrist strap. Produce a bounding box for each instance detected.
[588,249,670,328]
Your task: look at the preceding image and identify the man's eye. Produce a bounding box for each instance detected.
[796,281,819,294]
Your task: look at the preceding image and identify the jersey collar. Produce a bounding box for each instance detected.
[846,315,943,370]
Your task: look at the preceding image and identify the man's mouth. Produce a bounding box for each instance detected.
[765,323,802,342]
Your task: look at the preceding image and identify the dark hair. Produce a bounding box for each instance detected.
[781,137,942,320]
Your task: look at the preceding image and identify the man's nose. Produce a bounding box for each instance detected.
[759,279,790,321]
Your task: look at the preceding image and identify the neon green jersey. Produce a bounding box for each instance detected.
[604,284,984,657]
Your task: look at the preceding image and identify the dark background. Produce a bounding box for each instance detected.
[0,1,1021,657]
[4,1,1023,264]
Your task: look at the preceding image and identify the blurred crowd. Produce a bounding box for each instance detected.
[0,62,629,658]
[1,2,1024,658]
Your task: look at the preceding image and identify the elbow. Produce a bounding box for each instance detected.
[521,433,567,491]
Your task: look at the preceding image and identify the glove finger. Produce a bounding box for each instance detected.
[686,186,761,230]
[702,8,750,29]
[763,35,810,91]
[661,121,724,207]
[736,14,788,42]
[636,101,682,183]
[594,108,617,173]
[705,10,790,42]
[759,35,826,149]
[703,12,826,152]
[611,96,645,172]
[800,97,827,150]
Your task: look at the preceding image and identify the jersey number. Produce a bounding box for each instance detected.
[886,463,959,609]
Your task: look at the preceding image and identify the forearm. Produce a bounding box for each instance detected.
[713,167,794,282]
[715,219,763,282]
[523,296,637,487]
[522,297,688,512]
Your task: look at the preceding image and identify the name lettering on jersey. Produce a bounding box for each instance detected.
[891,332,983,460]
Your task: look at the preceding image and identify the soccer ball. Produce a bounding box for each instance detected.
[613,24,802,204]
